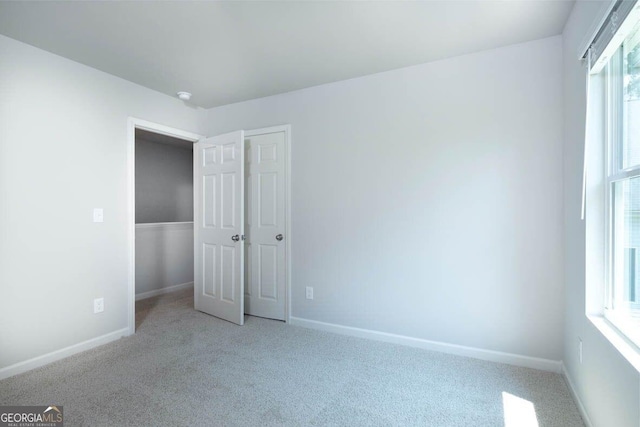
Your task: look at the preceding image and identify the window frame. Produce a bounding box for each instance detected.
[603,40,640,349]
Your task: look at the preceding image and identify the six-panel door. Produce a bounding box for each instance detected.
[244,131,286,320]
[194,131,245,325]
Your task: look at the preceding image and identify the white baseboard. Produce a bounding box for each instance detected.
[561,363,593,427]
[289,316,562,373]
[135,281,193,301]
[0,328,129,381]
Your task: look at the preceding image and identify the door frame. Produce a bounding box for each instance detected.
[244,125,292,323]
[127,120,292,333]
[126,117,204,335]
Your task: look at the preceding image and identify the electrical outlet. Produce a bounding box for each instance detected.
[579,338,583,364]
[306,286,314,300]
[93,208,104,223]
[94,298,104,314]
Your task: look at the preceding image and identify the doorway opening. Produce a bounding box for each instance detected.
[127,118,202,334]
[134,128,196,329]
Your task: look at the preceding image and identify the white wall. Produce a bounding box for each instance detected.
[206,36,565,361]
[135,138,193,223]
[563,2,640,426]
[135,223,193,297]
[0,34,204,371]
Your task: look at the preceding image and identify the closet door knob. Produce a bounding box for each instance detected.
[231,234,240,242]
[276,234,284,241]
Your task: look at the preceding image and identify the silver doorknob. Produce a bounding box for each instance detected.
[276,234,284,241]
[231,234,240,242]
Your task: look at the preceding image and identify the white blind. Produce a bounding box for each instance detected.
[585,0,639,72]
[581,0,640,219]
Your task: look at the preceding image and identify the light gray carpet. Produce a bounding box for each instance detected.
[0,289,583,426]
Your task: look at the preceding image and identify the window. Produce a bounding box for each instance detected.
[604,16,640,347]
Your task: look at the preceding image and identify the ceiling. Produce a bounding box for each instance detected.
[0,1,575,109]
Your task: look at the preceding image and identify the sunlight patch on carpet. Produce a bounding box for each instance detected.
[502,391,539,427]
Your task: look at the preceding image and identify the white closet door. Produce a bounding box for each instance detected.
[244,131,286,320]
[194,131,245,325]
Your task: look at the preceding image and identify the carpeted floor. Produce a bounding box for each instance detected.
[0,288,584,426]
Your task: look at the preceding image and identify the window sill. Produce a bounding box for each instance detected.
[587,314,640,373]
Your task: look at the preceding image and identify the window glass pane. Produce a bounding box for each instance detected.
[612,177,640,309]
[622,20,640,168]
